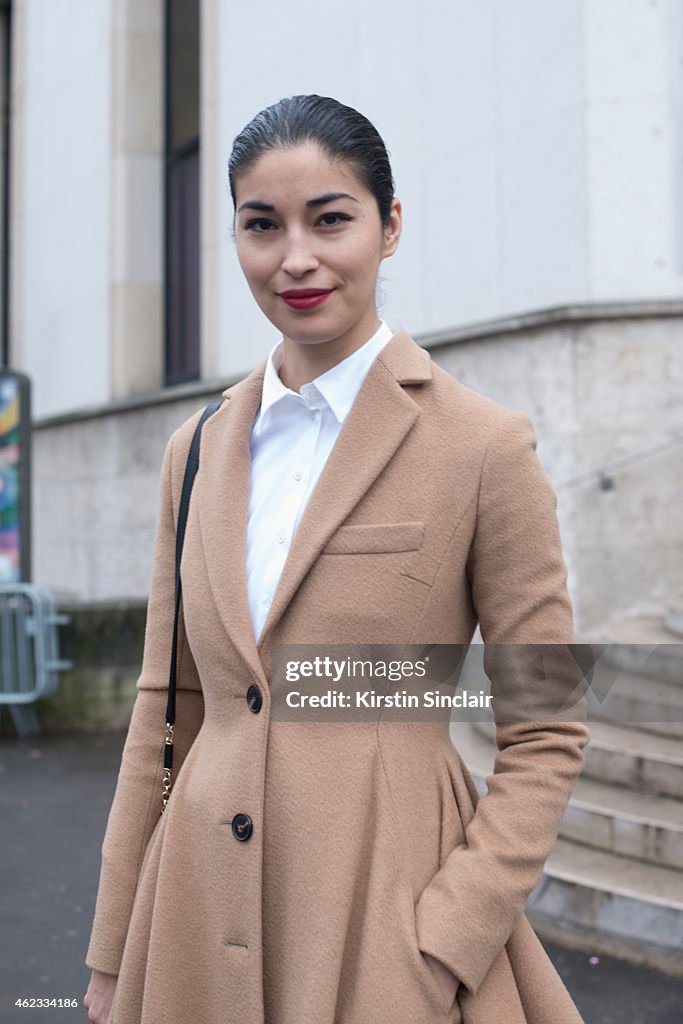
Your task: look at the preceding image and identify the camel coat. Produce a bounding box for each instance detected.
[85,329,590,1024]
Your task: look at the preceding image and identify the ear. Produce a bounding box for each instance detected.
[381,198,402,260]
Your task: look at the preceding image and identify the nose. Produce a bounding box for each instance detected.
[280,230,319,277]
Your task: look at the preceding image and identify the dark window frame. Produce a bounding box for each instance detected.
[163,0,201,387]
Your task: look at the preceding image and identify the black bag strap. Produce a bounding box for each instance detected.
[161,398,224,813]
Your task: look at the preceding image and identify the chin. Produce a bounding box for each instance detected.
[260,298,355,343]
[279,317,345,345]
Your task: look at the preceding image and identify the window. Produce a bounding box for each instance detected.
[164,0,200,385]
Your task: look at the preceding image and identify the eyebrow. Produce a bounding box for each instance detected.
[237,192,360,214]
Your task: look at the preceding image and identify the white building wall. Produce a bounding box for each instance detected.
[584,0,683,297]
[12,0,683,414]
[211,0,683,381]
[15,0,112,418]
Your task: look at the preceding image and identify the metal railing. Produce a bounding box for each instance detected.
[0,584,72,738]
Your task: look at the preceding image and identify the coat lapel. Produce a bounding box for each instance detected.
[195,330,433,683]
[256,331,432,652]
[195,364,267,683]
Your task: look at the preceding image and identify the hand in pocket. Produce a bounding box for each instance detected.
[422,952,460,1011]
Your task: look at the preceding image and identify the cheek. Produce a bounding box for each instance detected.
[237,246,274,288]
[334,236,382,284]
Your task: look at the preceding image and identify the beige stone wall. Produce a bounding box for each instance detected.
[33,388,221,603]
[431,309,683,635]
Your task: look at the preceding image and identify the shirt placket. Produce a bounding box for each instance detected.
[261,387,324,622]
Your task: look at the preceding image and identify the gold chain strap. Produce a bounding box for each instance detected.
[161,722,174,815]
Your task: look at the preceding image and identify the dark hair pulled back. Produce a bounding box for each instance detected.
[228,94,395,229]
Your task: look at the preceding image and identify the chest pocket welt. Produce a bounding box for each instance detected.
[323,521,425,554]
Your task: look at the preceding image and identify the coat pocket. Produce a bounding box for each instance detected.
[401,881,463,1023]
[323,521,425,554]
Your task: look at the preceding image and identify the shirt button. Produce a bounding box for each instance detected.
[232,813,253,841]
[309,410,316,420]
[293,471,302,481]
[246,684,263,714]
[276,533,285,544]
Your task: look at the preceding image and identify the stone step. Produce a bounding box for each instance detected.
[665,594,683,638]
[565,775,683,870]
[528,838,683,976]
[451,721,683,868]
[589,615,683,685]
[470,716,683,799]
[582,720,683,800]
[462,649,683,737]
[586,664,683,739]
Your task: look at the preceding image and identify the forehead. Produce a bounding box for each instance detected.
[235,142,369,204]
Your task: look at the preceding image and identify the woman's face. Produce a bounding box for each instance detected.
[233,141,401,348]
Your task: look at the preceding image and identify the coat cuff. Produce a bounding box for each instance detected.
[84,943,125,978]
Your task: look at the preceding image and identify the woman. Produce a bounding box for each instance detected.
[83,95,590,1024]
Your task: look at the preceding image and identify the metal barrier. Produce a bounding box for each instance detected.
[0,584,73,738]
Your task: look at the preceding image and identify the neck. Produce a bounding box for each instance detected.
[278,311,382,393]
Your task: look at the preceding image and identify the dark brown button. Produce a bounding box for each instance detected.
[232,813,253,842]
[246,683,262,713]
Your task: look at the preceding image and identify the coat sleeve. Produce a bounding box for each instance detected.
[414,408,590,996]
[84,425,205,976]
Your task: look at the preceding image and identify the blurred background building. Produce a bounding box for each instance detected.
[0,0,681,977]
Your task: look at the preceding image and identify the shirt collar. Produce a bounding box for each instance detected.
[255,320,394,433]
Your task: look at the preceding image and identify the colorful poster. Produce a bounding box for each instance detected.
[0,375,21,582]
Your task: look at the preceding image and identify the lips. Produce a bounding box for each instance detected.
[279,289,333,298]
[280,289,334,310]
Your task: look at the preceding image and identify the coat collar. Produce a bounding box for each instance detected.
[195,329,432,683]
[256,319,395,430]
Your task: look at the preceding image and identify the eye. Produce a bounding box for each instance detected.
[319,209,352,224]
[244,218,275,233]
[243,212,352,233]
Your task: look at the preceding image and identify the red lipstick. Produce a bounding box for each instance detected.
[279,288,333,310]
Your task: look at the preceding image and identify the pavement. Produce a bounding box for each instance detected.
[0,729,681,1024]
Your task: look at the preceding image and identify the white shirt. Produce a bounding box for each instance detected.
[246,320,394,643]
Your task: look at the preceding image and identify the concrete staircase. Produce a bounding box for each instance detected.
[450,600,683,975]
